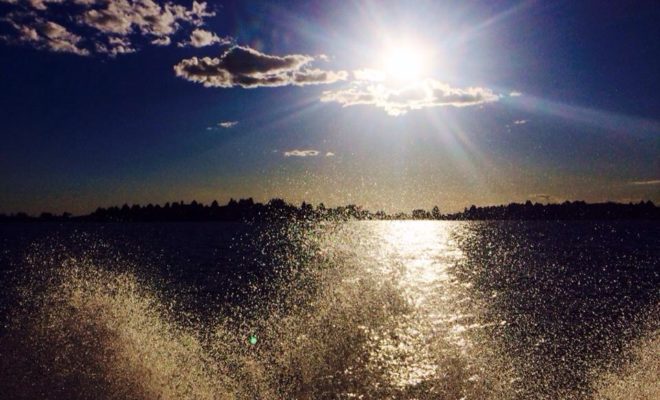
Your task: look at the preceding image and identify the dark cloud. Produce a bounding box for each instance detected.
[174,46,347,88]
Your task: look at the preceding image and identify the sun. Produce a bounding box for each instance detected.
[381,41,429,81]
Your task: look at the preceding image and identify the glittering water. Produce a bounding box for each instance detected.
[0,221,658,399]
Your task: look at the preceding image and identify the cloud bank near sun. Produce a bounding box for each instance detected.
[320,79,499,116]
[173,46,499,114]
[0,0,217,55]
[173,41,500,113]
[174,46,348,88]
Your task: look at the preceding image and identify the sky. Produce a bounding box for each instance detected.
[0,0,658,215]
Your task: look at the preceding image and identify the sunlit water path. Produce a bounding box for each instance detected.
[328,221,471,387]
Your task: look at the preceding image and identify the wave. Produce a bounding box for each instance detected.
[0,250,516,399]
[593,314,660,399]
[1,223,657,399]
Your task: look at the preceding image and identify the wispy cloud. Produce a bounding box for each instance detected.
[529,193,558,203]
[629,179,660,186]
[0,0,216,56]
[174,45,348,88]
[325,152,335,157]
[178,28,230,48]
[321,78,499,116]
[3,19,89,55]
[283,149,320,157]
[218,121,238,128]
[509,91,522,97]
[513,119,528,125]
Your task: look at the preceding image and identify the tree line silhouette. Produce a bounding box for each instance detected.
[0,198,658,222]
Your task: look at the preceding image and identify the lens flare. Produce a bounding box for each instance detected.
[249,334,258,345]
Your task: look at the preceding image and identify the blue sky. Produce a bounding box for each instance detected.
[0,0,658,214]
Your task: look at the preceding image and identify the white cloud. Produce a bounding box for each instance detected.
[6,19,89,55]
[509,91,522,97]
[630,179,660,186]
[80,0,213,38]
[151,36,170,46]
[174,45,348,88]
[95,35,136,56]
[325,152,335,157]
[218,121,238,128]
[1,0,65,11]
[513,119,528,125]
[0,0,216,56]
[178,28,229,47]
[284,149,320,157]
[321,79,499,116]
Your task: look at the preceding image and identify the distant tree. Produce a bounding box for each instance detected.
[412,209,430,219]
[268,198,287,209]
[4,198,658,223]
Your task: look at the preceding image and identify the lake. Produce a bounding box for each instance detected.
[0,220,658,399]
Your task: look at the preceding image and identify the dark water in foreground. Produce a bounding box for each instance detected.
[0,221,658,399]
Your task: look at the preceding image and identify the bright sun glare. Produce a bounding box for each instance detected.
[382,42,428,81]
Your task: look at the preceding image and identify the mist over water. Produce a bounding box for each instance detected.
[0,221,658,399]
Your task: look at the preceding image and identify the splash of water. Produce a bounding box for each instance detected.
[1,221,656,399]
[0,245,506,399]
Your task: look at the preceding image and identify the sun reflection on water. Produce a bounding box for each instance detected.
[348,221,471,387]
[374,220,463,307]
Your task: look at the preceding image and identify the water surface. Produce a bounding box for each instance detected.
[0,221,657,399]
